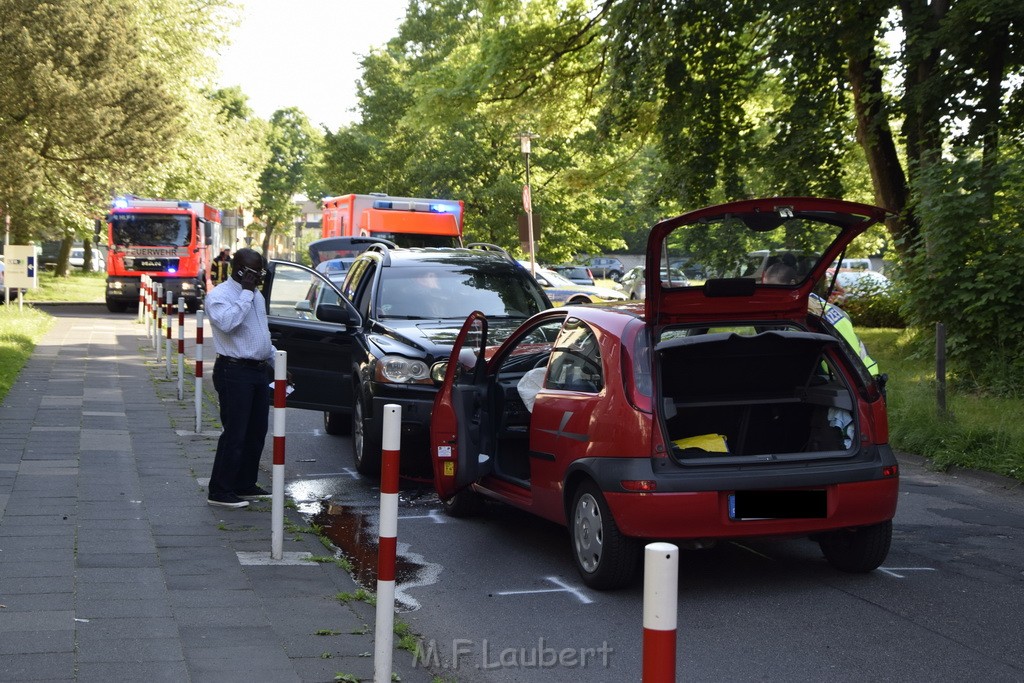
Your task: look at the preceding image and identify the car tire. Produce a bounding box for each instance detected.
[351,393,381,476]
[818,520,892,573]
[609,270,623,282]
[569,480,641,590]
[323,410,350,436]
[440,489,485,518]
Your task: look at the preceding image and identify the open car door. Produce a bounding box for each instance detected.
[430,311,492,499]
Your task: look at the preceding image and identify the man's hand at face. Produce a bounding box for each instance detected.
[237,265,262,291]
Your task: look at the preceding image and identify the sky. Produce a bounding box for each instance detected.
[215,0,408,131]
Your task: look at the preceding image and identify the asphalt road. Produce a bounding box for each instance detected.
[275,406,1024,683]
[42,305,1024,682]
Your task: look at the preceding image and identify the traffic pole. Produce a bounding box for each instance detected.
[374,404,401,683]
[164,290,173,379]
[176,297,185,400]
[149,278,158,347]
[154,284,163,360]
[194,311,204,433]
[137,274,146,324]
[271,350,288,560]
[642,542,679,683]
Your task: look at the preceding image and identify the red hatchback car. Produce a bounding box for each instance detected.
[430,197,899,589]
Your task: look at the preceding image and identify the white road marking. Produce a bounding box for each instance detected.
[878,567,937,579]
[496,575,594,604]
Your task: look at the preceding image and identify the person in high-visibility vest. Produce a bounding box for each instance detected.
[211,248,231,284]
[764,262,880,376]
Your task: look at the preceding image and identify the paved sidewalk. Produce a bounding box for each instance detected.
[0,306,434,682]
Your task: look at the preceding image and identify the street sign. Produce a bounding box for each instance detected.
[5,245,38,289]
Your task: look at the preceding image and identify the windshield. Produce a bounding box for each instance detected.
[535,268,580,288]
[377,265,546,320]
[111,213,191,247]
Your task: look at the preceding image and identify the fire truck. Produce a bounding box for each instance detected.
[97,196,221,313]
[321,193,464,247]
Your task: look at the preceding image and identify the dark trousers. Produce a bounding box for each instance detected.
[209,359,270,498]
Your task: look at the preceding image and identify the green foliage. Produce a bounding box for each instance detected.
[903,152,1024,395]
[255,108,322,254]
[862,329,1024,481]
[838,281,907,329]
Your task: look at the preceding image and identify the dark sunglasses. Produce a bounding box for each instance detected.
[239,266,266,278]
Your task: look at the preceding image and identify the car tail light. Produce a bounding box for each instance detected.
[883,465,898,478]
[620,480,657,491]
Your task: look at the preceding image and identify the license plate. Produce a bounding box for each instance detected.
[728,490,826,520]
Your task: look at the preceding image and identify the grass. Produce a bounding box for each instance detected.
[0,306,54,400]
[861,328,1024,481]
[22,269,106,303]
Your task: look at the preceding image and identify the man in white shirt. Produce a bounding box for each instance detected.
[204,248,275,508]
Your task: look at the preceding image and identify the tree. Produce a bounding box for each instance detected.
[254,108,322,256]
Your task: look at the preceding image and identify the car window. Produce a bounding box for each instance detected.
[376,265,545,320]
[545,318,603,393]
[267,263,322,318]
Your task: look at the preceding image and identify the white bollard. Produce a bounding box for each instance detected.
[194,311,204,433]
[271,350,288,560]
[374,404,402,683]
[642,542,679,682]
[137,274,146,324]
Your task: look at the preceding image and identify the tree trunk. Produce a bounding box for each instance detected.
[846,53,914,259]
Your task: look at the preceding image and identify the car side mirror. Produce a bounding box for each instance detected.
[316,303,357,326]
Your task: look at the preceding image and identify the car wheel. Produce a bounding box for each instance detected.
[818,520,892,573]
[567,295,591,305]
[569,480,641,590]
[323,410,350,436]
[351,393,381,476]
[440,489,485,518]
[609,270,623,282]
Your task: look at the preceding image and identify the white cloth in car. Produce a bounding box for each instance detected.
[517,367,547,413]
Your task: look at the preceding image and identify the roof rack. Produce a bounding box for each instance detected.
[465,242,513,262]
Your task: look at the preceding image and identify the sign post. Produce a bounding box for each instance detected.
[5,245,38,311]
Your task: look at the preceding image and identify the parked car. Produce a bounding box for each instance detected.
[521,263,628,305]
[262,243,552,477]
[667,256,709,280]
[617,265,689,299]
[548,264,595,286]
[828,269,891,303]
[69,247,104,271]
[430,197,898,589]
[586,256,625,282]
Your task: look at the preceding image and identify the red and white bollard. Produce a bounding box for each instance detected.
[138,274,147,325]
[271,350,288,560]
[375,404,402,683]
[165,290,174,379]
[194,311,204,433]
[176,297,185,400]
[154,283,163,359]
[643,542,679,682]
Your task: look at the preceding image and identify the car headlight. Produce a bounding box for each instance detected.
[376,355,432,384]
[181,282,195,292]
[108,281,123,290]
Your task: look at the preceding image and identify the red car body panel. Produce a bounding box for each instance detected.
[605,478,899,539]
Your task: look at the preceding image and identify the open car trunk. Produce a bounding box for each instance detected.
[657,330,857,464]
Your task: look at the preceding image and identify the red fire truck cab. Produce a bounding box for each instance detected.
[98,196,221,313]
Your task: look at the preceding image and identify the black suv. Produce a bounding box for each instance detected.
[262,244,551,477]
